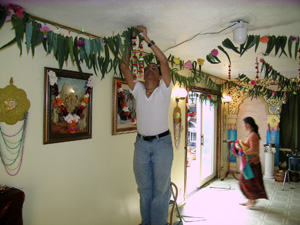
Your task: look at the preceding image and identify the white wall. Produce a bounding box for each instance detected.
[0,22,186,225]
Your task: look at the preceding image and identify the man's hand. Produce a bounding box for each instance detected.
[135,26,147,38]
[135,26,150,43]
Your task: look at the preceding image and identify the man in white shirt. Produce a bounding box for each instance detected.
[120,26,173,225]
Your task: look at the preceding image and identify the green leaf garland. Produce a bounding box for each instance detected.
[25,22,32,52]
[1,4,299,103]
[0,5,7,28]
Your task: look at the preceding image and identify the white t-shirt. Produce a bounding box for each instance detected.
[131,80,172,136]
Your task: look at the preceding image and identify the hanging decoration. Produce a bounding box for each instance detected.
[237,73,241,98]
[173,101,182,150]
[206,35,299,65]
[184,60,193,69]
[228,64,232,96]
[116,80,136,124]
[48,70,93,133]
[132,37,138,82]
[167,53,223,103]
[1,3,300,103]
[131,33,145,82]
[267,114,280,145]
[138,34,145,78]
[298,49,300,90]
[0,112,28,176]
[251,57,260,99]
[0,77,30,176]
[267,115,280,128]
[255,57,260,82]
[197,58,205,72]
[198,90,218,106]
[0,78,30,125]
[206,48,221,64]
[204,35,299,100]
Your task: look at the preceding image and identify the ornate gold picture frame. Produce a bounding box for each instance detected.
[44,67,93,144]
[112,77,138,135]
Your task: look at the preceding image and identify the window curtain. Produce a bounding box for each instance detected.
[280,94,300,150]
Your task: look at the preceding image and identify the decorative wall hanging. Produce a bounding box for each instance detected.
[0,78,30,125]
[132,34,145,82]
[44,67,93,144]
[0,77,30,175]
[173,88,187,149]
[267,115,280,129]
[204,35,300,101]
[112,77,138,135]
[0,112,28,176]
[173,103,182,150]
[227,64,232,95]
[1,3,299,102]
[0,3,223,104]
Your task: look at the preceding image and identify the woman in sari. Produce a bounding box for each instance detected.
[237,117,268,208]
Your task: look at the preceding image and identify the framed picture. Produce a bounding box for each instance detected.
[112,77,138,135]
[44,67,93,144]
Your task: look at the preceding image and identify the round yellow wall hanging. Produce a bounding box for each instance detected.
[267,115,280,128]
[0,78,30,125]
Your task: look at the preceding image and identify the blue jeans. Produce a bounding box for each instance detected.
[134,134,173,225]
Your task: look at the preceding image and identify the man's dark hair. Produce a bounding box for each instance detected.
[145,63,162,76]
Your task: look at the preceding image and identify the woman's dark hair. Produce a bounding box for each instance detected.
[243,117,261,139]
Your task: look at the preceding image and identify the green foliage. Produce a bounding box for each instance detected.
[204,34,299,101]
[167,55,223,105]
[11,14,25,54]
[222,38,240,55]
[218,45,231,65]
[0,5,7,29]
[25,22,32,52]
[239,35,258,56]
[0,8,133,78]
[206,53,220,64]
[227,59,300,101]
[207,34,299,65]
[1,5,299,103]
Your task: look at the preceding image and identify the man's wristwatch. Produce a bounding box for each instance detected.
[148,40,155,48]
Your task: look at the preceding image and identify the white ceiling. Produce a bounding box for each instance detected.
[2,0,300,80]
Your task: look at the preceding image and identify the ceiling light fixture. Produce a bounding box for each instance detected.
[231,20,248,45]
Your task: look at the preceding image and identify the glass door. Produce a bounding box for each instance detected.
[199,100,216,185]
[186,91,217,195]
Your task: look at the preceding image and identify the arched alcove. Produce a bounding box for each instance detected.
[236,97,269,174]
[230,94,271,116]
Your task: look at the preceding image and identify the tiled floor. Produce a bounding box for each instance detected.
[174,176,300,225]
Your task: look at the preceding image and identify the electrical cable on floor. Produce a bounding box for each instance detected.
[164,22,238,52]
[209,184,232,190]
[181,215,206,223]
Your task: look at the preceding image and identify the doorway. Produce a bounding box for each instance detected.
[185,90,219,196]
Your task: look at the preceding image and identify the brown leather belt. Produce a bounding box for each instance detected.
[137,130,170,141]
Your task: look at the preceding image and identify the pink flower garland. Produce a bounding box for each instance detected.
[132,34,144,83]
[5,4,24,20]
[40,26,51,38]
